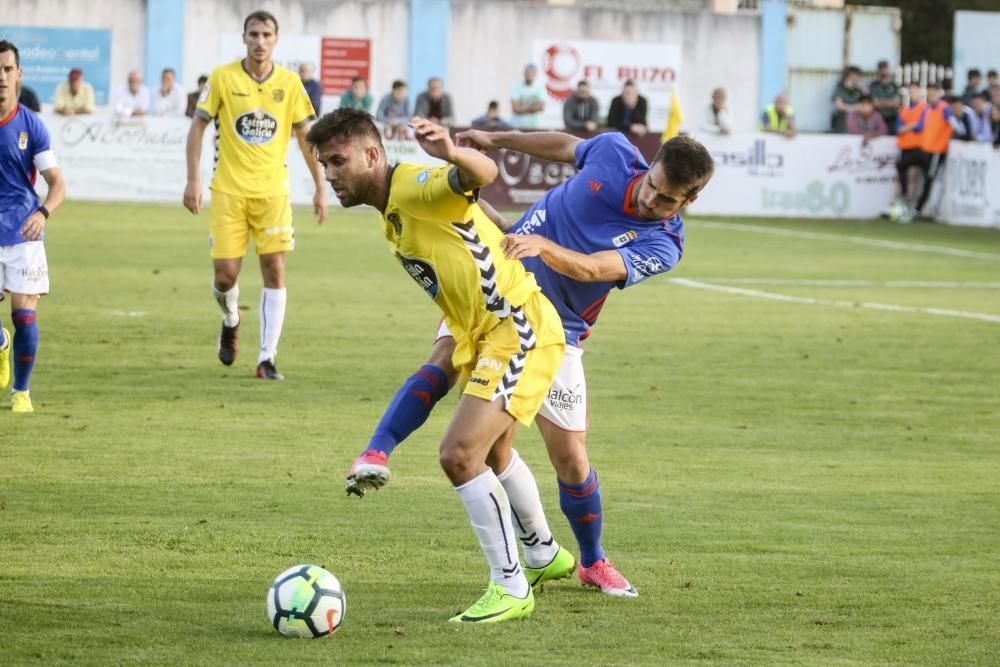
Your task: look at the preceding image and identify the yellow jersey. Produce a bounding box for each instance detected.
[381,164,564,370]
[196,59,315,198]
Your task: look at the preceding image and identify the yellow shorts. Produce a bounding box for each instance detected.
[458,294,566,426]
[209,190,294,259]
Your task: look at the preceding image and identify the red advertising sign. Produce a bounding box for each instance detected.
[320,38,371,95]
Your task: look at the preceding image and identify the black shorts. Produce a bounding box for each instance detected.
[897,149,927,171]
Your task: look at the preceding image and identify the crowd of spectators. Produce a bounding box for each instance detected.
[12,55,1000,151]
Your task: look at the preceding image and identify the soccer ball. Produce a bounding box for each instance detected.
[266,564,346,638]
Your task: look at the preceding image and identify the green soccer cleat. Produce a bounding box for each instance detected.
[524,545,576,592]
[0,327,10,389]
[448,582,534,624]
[11,390,33,414]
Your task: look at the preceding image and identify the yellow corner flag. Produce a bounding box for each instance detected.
[661,87,684,142]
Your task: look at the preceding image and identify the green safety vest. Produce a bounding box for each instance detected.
[762,104,794,131]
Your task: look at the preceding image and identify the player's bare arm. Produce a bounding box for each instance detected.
[456,128,581,165]
[295,123,328,224]
[409,116,497,191]
[478,198,513,232]
[501,234,627,283]
[183,115,210,214]
[20,166,65,242]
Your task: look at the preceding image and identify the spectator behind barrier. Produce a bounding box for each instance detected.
[340,76,373,112]
[414,77,454,127]
[510,63,546,129]
[968,92,993,142]
[375,80,411,129]
[946,95,975,141]
[761,93,796,138]
[831,65,863,133]
[470,100,512,130]
[962,69,983,105]
[990,103,1000,148]
[607,80,648,136]
[299,62,323,116]
[18,83,40,112]
[987,69,999,95]
[562,80,599,132]
[846,94,887,145]
[111,70,151,118]
[54,68,95,115]
[699,87,731,135]
[186,75,208,118]
[152,68,187,116]
[869,60,901,136]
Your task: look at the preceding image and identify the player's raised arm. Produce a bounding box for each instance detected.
[183,115,209,214]
[410,117,497,191]
[456,128,582,165]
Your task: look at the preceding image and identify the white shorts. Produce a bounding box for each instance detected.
[436,320,588,431]
[0,241,50,297]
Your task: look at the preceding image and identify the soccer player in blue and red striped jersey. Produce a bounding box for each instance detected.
[0,41,65,413]
[346,127,714,598]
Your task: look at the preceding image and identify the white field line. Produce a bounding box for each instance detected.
[668,278,1000,324]
[677,278,1000,289]
[695,220,1000,261]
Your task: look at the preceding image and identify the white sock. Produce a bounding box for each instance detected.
[212,283,240,328]
[497,449,559,568]
[258,287,287,363]
[455,469,529,598]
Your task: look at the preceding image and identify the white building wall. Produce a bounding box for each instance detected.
[448,2,761,131]
[8,0,146,99]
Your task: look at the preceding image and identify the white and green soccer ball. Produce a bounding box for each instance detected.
[888,199,910,223]
[266,564,346,638]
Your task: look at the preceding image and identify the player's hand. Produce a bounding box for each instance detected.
[455,129,498,152]
[19,211,46,242]
[183,181,202,214]
[501,233,548,260]
[409,117,456,162]
[313,188,329,225]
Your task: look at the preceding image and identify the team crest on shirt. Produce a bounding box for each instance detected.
[416,169,430,184]
[234,109,278,144]
[272,89,285,102]
[18,131,28,150]
[612,230,637,247]
[396,252,440,299]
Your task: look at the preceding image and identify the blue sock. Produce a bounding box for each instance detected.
[365,364,450,457]
[558,468,605,567]
[12,309,38,392]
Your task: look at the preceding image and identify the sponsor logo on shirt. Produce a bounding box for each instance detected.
[588,179,603,195]
[235,109,278,144]
[612,230,637,247]
[626,252,663,281]
[517,208,546,235]
[476,357,506,372]
[396,252,440,299]
[18,131,28,150]
[416,169,430,184]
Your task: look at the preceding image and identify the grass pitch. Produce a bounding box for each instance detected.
[1,202,999,665]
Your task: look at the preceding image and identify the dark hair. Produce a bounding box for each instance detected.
[926,82,941,90]
[0,40,19,68]
[307,108,384,152]
[351,76,366,85]
[487,100,499,110]
[846,65,862,76]
[989,69,998,78]
[877,59,889,69]
[941,77,953,90]
[244,10,278,34]
[651,135,715,199]
[197,74,209,85]
[392,79,406,90]
[577,80,589,88]
[623,79,636,88]
[968,68,982,79]
[943,95,960,104]
[859,94,873,103]
[162,67,176,76]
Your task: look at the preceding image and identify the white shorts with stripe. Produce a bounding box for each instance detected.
[436,320,587,432]
[0,241,50,297]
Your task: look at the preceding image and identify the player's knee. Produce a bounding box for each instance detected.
[439,441,477,482]
[549,443,590,485]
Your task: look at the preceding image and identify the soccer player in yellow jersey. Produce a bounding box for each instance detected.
[183,10,327,380]
[308,109,573,623]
